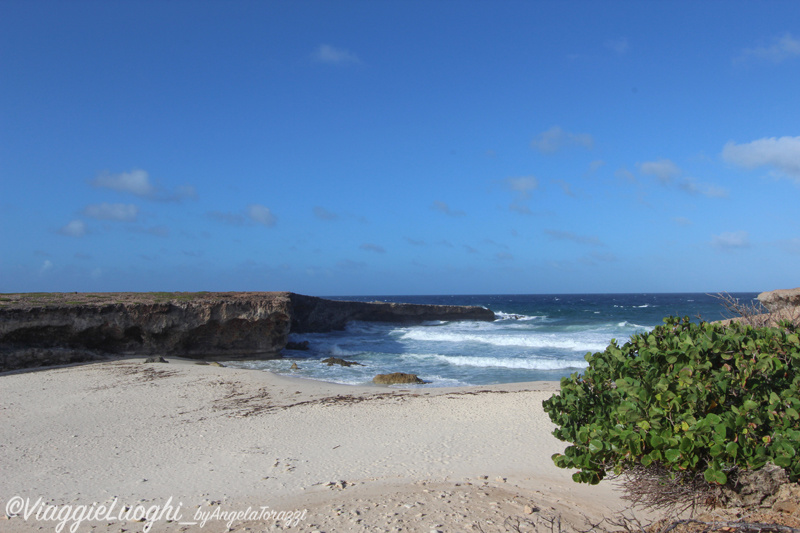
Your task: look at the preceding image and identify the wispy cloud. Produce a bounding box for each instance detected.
[313,44,362,65]
[503,176,539,214]
[58,220,87,237]
[639,158,681,184]
[404,237,426,246]
[208,204,276,227]
[359,243,386,253]
[247,204,276,226]
[431,201,465,217]
[615,167,637,183]
[605,37,628,55]
[92,169,154,197]
[313,206,339,221]
[544,229,603,246]
[588,160,606,174]
[579,251,618,266]
[638,159,727,197]
[337,259,366,270]
[504,176,538,199]
[735,33,800,64]
[531,126,594,154]
[553,179,577,197]
[82,203,138,221]
[722,136,800,182]
[678,179,729,198]
[91,169,196,202]
[712,231,750,250]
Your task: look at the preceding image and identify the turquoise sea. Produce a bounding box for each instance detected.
[225,292,758,387]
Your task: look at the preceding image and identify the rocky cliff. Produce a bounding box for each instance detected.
[758,287,800,313]
[0,292,494,372]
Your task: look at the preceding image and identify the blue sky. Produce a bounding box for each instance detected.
[1,1,799,296]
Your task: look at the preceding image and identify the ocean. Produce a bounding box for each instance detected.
[224,292,758,387]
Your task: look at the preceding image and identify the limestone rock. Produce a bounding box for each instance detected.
[723,463,789,508]
[373,373,426,385]
[758,288,800,313]
[0,291,495,371]
[143,356,168,363]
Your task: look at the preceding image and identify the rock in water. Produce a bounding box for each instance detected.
[321,357,363,367]
[290,362,299,370]
[373,373,426,385]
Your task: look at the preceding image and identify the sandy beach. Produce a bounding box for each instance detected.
[1,358,641,532]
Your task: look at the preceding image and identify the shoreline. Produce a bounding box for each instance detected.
[0,357,641,532]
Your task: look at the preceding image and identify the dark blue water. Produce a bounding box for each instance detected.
[226,293,757,387]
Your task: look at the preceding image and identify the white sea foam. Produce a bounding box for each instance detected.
[410,354,588,370]
[399,329,607,352]
[494,311,546,321]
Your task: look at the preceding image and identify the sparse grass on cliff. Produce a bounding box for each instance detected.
[0,291,219,308]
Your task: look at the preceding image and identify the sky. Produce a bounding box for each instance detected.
[1,1,799,296]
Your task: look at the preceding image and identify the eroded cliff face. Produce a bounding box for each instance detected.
[0,292,494,371]
[0,292,293,371]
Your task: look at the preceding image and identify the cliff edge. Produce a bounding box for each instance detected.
[0,292,494,372]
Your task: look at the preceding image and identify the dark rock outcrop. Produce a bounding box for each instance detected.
[0,292,495,372]
[288,293,495,333]
[321,357,363,367]
[373,373,426,385]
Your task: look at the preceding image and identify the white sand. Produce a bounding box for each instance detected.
[1,358,640,532]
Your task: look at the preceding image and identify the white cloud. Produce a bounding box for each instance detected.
[91,169,196,202]
[39,260,53,273]
[247,204,277,226]
[712,231,750,250]
[736,33,800,64]
[722,136,800,182]
[531,126,594,153]
[673,217,693,226]
[639,159,681,184]
[91,169,155,197]
[82,203,138,221]
[504,176,538,199]
[58,220,87,237]
[313,44,362,65]
[431,201,465,217]
[605,37,628,54]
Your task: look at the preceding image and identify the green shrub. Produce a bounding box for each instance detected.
[542,317,800,486]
